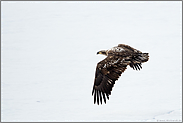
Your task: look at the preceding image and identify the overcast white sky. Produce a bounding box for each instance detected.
[1,1,182,122]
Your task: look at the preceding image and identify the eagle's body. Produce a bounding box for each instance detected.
[92,44,149,105]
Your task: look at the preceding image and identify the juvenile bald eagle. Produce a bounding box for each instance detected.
[92,44,149,105]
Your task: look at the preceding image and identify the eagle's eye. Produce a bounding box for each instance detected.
[97,51,103,54]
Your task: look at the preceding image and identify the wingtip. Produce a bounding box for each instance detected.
[96,90,99,105]
[107,94,109,100]
[94,89,96,104]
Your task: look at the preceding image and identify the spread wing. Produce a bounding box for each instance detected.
[92,55,128,105]
[117,44,145,70]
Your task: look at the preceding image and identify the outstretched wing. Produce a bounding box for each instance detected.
[92,55,128,105]
[118,44,148,71]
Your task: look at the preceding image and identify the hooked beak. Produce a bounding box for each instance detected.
[97,51,101,55]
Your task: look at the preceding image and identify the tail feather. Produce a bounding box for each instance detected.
[138,53,149,63]
[130,53,149,70]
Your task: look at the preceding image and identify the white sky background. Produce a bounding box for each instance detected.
[1,1,182,122]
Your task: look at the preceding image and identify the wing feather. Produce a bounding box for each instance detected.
[99,91,102,104]
[94,89,96,104]
[96,90,99,105]
[102,92,106,103]
[92,56,127,105]
[118,44,142,53]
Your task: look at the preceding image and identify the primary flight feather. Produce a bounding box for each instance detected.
[92,44,149,105]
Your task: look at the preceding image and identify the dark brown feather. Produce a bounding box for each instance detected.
[102,92,106,103]
[92,56,127,104]
[99,91,102,104]
[94,89,96,104]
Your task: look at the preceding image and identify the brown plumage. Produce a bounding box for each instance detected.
[92,44,149,105]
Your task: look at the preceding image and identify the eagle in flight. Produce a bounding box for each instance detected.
[92,44,149,105]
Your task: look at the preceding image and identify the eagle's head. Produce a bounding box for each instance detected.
[97,50,107,56]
